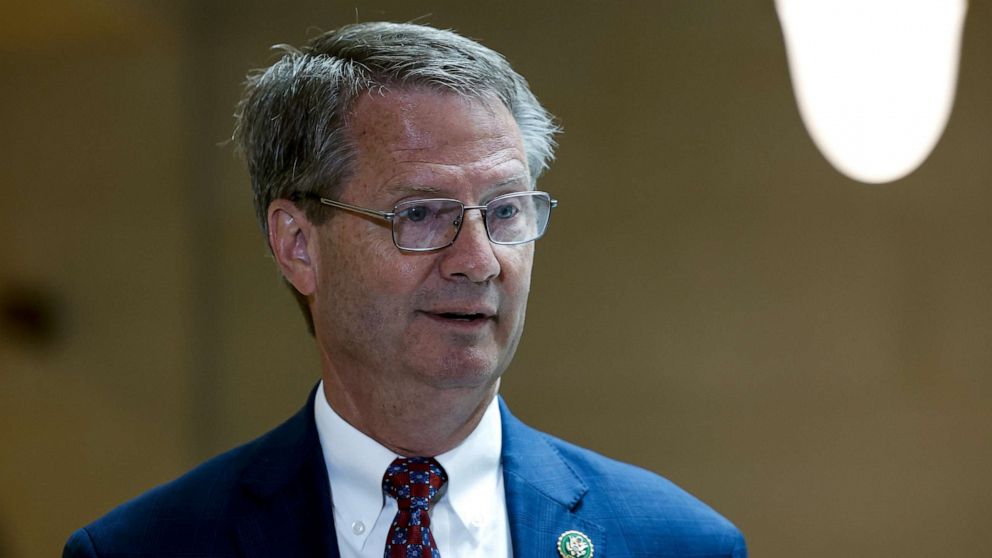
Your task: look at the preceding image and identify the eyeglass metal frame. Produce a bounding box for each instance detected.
[302,190,557,252]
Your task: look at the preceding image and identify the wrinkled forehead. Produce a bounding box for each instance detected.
[347,88,520,149]
[343,88,529,192]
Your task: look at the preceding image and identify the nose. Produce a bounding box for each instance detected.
[439,210,500,283]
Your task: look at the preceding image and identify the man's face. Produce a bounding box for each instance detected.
[309,89,534,396]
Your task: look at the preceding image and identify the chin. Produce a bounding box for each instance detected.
[417,349,505,390]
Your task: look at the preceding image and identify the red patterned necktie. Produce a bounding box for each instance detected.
[382,456,448,558]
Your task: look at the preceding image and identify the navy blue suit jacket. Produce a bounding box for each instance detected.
[65,389,746,557]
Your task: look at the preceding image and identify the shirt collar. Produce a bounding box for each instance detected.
[313,380,503,545]
[314,382,396,546]
[435,390,503,538]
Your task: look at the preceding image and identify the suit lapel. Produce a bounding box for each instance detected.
[227,391,606,558]
[235,386,341,558]
[500,399,606,558]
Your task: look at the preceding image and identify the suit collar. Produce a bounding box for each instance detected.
[500,398,606,558]
[229,390,605,558]
[236,385,340,558]
[499,397,588,508]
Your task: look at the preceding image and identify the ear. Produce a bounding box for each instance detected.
[267,199,318,297]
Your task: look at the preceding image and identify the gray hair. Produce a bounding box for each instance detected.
[233,21,559,237]
[232,21,559,333]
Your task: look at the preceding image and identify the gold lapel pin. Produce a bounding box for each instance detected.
[557,530,594,558]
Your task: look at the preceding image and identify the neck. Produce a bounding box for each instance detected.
[321,372,500,457]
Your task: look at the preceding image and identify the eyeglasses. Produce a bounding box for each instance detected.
[301,191,557,252]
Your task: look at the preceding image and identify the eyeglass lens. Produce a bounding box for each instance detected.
[392,192,552,250]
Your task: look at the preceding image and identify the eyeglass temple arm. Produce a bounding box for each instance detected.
[318,197,395,222]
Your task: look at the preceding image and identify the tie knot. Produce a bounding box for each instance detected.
[382,457,447,512]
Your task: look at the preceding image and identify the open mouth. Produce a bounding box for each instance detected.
[435,312,489,322]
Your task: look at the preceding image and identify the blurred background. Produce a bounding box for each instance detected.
[1,1,990,556]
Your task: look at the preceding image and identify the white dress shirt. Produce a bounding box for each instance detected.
[314,381,512,558]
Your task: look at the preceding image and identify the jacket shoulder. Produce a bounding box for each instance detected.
[65,406,310,558]
[536,429,746,557]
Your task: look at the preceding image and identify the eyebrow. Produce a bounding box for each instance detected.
[385,184,443,195]
[491,174,529,189]
[385,175,530,196]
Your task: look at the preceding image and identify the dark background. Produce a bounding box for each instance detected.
[2,1,990,556]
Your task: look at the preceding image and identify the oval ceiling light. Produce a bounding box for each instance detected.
[776,0,968,184]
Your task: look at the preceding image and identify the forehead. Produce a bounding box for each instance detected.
[344,88,529,198]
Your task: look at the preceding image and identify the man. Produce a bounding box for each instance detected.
[64,22,746,558]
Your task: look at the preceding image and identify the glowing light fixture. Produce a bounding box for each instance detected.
[776,0,968,184]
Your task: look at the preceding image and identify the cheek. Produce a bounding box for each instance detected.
[316,224,385,313]
[326,219,417,284]
[494,249,534,339]
[498,246,534,294]
[328,237,438,319]
[392,254,434,290]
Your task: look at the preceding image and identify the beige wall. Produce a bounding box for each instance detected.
[1,1,990,557]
